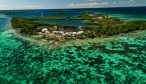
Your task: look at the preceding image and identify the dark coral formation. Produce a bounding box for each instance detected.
[0,35,146,84]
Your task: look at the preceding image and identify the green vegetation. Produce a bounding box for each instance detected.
[11,17,48,34]
[11,17,77,35]
[78,15,146,37]
[80,11,95,15]
[30,16,92,20]
[11,14,146,39]
[51,11,69,14]
[29,14,108,21]
[69,15,92,20]
[83,14,108,25]
[84,20,98,25]
[30,14,107,21]
[90,17,146,36]
[30,16,69,20]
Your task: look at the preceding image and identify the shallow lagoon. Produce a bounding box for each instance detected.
[0,29,146,84]
[0,7,146,84]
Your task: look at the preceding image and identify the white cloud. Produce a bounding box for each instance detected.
[68,2,109,8]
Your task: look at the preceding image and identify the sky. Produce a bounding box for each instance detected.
[0,0,146,10]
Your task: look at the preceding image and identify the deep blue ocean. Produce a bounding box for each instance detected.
[1,6,146,28]
[0,7,146,84]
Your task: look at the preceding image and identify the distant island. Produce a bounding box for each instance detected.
[11,13,146,45]
[51,11,70,15]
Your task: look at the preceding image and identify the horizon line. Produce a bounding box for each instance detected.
[0,6,145,11]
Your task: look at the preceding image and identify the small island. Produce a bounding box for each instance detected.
[51,11,70,15]
[11,14,146,45]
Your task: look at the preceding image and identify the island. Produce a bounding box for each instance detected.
[11,14,146,45]
[50,11,70,15]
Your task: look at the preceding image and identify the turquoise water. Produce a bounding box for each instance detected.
[0,7,146,84]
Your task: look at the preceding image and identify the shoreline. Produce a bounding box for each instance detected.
[11,28,146,49]
[61,30,146,48]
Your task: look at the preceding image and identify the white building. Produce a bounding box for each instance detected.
[77,31,84,34]
[64,31,84,35]
[42,28,48,33]
[53,31,64,34]
[54,25,58,29]
[97,17,103,20]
